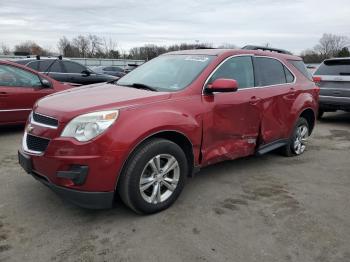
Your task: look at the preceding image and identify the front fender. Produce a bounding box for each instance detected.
[107,99,203,168]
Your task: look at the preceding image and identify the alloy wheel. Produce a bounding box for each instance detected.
[293,124,309,155]
[139,154,180,204]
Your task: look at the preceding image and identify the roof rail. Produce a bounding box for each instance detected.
[242,45,292,55]
[195,46,216,49]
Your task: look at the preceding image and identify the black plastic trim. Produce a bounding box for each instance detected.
[57,165,89,186]
[242,45,292,55]
[256,139,288,155]
[27,170,114,209]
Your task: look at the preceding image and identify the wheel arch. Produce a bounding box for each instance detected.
[115,130,195,190]
[299,108,316,135]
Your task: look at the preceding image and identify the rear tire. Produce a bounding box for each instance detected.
[281,117,309,157]
[118,138,188,214]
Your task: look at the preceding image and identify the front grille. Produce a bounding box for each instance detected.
[32,112,58,128]
[26,134,50,152]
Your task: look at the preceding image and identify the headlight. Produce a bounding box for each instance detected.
[61,110,119,142]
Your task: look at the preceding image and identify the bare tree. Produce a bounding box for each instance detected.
[58,36,72,56]
[300,49,322,63]
[88,34,102,57]
[314,33,349,59]
[0,43,11,55]
[72,35,90,57]
[101,37,119,58]
[14,41,51,56]
[217,43,237,49]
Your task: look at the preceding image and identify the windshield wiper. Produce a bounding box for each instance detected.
[121,83,158,91]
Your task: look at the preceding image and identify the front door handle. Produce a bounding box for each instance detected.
[0,92,9,97]
[249,96,261,105]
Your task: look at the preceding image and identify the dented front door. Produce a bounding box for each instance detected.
[201,89,261,166]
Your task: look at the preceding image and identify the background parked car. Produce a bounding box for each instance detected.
[0,60,73,126]
[313,57,350,118]
[123,63,139,73]
[14,57,118,85]
[306,64,318,74]
[90,66,126,77]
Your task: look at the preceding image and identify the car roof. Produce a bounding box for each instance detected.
[323,57,350,62]
[13,58,71,63]
[165,48,301,60]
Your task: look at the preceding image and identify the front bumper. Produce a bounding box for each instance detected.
[18,150,115,209]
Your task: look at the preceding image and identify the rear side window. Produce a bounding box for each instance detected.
[289,60,312,80]
[209,56,255,89]
[15,60,31,65]
[284,67,294,83]
[255,57,286,86]
[314,59,350,76]
[38,60,63,73]
[63,61,86,73]
[104,66,122,72]
[26,61,39,71]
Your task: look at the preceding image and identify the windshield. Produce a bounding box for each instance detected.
[117,54,214,91]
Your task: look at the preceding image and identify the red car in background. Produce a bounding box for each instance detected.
[0,60,73,126]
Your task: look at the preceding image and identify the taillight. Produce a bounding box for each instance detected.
[312,76,322,83]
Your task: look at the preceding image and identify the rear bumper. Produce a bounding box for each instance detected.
[319,95,350,110]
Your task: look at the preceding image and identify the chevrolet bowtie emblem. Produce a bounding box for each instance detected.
[26,124,34,133]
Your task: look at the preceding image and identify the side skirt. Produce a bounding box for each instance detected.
[256,139,288,156]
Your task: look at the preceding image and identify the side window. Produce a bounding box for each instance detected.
[0,65,42,87]
[26,61,39,71]
[209,56,254,89]
[63,61,86,73]
[112,67,123,72]
[284,66,294,83]
[256,57,286,86]
[38,60,63,73]
[290,60,312,80]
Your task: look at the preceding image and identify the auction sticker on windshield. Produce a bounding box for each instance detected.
[184,56,209,62]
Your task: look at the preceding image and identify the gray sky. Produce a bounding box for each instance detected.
[0,0,349,54]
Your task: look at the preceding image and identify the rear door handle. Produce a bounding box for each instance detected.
[0,92,9,97]
[290,87,297,94]
[249,96,261,105]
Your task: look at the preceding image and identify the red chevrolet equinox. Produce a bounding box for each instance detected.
[18,48,319,214]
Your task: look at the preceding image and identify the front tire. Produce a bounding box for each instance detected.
[118,138,188,214]
[281,117,309,157]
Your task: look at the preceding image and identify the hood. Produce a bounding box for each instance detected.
[35,83,171,122]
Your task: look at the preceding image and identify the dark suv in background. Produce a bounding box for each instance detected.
[14,58,118,85]
[313,58,350,118]
[91,65,126,77]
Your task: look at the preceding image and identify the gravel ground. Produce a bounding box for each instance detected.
[0,112,349,262]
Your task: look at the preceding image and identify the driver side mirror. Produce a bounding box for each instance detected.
[205,78,238,94]
[34,78,51,89]
[40,78,51,88]
[81,70,91,76]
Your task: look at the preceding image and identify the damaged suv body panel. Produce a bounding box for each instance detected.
[18,48,319,212]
